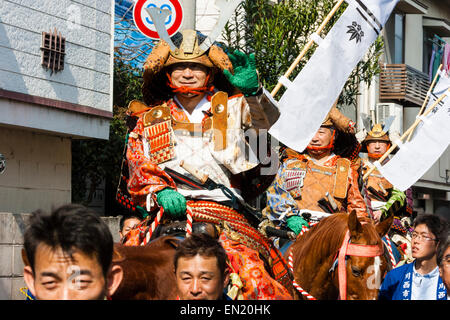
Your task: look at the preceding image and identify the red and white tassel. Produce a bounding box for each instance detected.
[299,225,310,236]
[141,207,164,246]
[384,235,397,268]
[289,249,316,300]
[186,207,193,236]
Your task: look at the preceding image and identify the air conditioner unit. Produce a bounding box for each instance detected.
[375,103,403,136]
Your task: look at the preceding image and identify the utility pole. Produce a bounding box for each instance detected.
[181,0,196,30]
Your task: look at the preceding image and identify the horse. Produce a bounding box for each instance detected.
[111,235,180,300]
[286,210,393,300]
[110,221,224,300]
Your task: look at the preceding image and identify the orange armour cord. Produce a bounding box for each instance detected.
[306,129,336,152]
[368,152,383,159]
[166,72,215,100]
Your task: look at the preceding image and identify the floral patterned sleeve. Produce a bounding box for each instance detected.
[265,161,299,225]
[126,117,176,209]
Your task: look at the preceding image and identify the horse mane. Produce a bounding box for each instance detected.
[294,213,348,260]
[292,214,380,271]
[290,213,388,300]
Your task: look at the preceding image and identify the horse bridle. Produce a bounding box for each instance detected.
[336,229,384,300]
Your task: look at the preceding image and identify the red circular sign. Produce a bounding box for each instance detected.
[133,0,184,40]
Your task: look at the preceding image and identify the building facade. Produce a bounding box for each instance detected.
[195,0,450,218]
[355,0,450,218]
[0,0,114,215]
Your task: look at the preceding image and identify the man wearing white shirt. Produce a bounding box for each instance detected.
[379,214,448,300]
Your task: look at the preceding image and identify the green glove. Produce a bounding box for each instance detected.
[156,188,186,219]
[223,50,259,96]
[381,188,406,218]
[286,215,309,235]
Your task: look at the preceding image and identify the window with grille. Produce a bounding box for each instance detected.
[40,29,65,73]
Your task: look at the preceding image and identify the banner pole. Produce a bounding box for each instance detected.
[363,88,450,181]
[270,0,346,98]
[406,64,442,142]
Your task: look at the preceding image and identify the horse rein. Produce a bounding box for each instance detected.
[289,223,384,300]
[337,229,384,300]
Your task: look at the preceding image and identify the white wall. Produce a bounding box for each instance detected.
[404,14,423,71]
[0,126,71,214]
[0,0,113,113]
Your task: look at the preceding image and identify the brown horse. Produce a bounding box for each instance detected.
[111,235,180,300]
[286,210,393,300]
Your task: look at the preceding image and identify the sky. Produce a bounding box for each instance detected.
[114,0,155,67]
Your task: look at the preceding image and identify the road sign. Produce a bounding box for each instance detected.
[133,0,184,40]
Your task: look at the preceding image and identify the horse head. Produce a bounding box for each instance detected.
[340,210,393,300]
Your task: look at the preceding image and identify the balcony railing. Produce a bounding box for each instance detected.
[379,63,430,106]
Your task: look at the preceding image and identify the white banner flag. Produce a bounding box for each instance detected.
[377,75,450,191]
[269,0,399,152]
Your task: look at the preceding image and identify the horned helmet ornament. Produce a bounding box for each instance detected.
[141,1,243,105]
[360,113,396,154]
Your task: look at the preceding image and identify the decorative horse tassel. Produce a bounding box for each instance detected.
[383,234,397,268]
[141,207,164,246]
[186,207,193,237]
[289,248,317,300]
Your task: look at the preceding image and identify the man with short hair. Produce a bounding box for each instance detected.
[22,204,123,300]
[174,233,230,300]
[119,214,142,241]
[379,214,448,300]
[437,238,450,299]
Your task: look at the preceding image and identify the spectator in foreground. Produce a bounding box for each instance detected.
[22,204,123,300]
[379,214,448,300]
[437,238,450,299]
[174,233,230,300]
[119,213,143,241]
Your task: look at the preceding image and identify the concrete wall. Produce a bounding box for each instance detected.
[0,212,120,300]
[421,0,450,20]
[0,0,113,140]
[0,0,114,215]
[0,98,112,140]
[0,0,113,112]
[0,126,71,214]
[404,14,424,71]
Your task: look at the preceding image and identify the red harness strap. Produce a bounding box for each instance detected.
[337,229,384,300]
